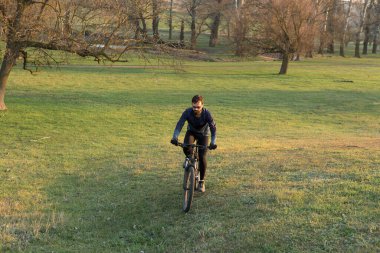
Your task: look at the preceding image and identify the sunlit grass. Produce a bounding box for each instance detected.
[0,55,379,252]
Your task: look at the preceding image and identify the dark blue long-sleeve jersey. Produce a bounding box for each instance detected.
[172,107,217,144]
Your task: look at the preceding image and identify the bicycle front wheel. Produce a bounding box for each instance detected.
[182,166,195,212]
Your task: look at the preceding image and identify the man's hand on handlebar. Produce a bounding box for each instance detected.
[170,138,179,146]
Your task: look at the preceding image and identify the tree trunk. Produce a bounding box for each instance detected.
[362,2,373,55]
[134,18,141,40]
[362,18,370,54]
[355,33,361,58]
[0,46,19,110]
[372,3,380,54]
[327,40,335,54]
[340,0,352,57]
[63,10,71,36]
[209,12,221,47]
[152,0,160,41]
[355,0,370,57]
[235,41,243,56]
[339,40,345,57]
[180,19,185,44]
[279,53,289,75]
[318,7,329,55]
[168,0,174,40]
[139,13,148,39]
[326,0,338,54]
[152,17,159,41]
[318,38,324,55]
[234,15,245,56]
[190,8,197,50]
[305,50,313,58]
[362,25,370,54]
[373,33,378,53]
[0,1,25,110]
[227,19,231,39]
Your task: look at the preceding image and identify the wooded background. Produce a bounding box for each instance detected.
[1,0,379,110]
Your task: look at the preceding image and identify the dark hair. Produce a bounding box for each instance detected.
[192,95,204,104]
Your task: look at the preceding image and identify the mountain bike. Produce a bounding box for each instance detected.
[176,142,209,212]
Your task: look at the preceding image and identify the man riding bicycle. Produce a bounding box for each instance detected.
[171,95,217,192]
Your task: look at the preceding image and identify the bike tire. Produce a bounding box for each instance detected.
[182,166,195,212]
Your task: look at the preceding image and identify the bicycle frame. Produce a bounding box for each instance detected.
[179,142,208,172]
[178,142,208,156]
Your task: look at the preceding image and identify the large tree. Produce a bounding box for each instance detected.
[0,0,147,110]
[181,0,209,49]
[229,0,255,56]
[372,0,380,53]
[152,0,163,40]
[168,0,174,40]
[256,0,324,74]
[326,0,339,54]
[362,0,377,54]
[338,0,353,57]
[354,0,370,57]
[208,0,230,47]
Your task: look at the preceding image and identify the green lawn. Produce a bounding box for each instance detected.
[0,56,379,252]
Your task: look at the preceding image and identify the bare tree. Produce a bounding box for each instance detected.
[229,0,255,56]
[0,0,153,110]
[372,25,379,53]
[181,0,209,49]
[354,0,370,57]
[126,0,151,40]
[317,0,331,55]
[372,0,380,53]
[338,0,353,57]
[152,0,161,40]
[256,0,323,74]
[168,0,174,40]
[180,19,185,44]
[326,0,339,53]
[208,0,230,47]
[362,0,377,54]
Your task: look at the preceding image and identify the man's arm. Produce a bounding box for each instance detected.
[206,110,217,145]
[172,110,188,140]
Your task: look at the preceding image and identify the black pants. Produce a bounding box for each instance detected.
[183,131,208,181]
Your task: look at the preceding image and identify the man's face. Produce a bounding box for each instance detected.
[192,101,203,115]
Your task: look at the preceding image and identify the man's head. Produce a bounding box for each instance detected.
[192,95,204,115]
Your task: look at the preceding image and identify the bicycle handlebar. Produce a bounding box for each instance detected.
[175,142,209,149]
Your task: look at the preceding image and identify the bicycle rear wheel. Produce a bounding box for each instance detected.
[182,166,195,212]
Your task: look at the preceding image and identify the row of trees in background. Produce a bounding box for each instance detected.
[1,0,380,110]
[158,0,380,68]
[117,0,380,71]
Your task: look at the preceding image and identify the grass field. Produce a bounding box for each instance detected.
[0,55,379,252]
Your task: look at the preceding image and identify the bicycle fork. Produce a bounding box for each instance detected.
[184,158,199,187]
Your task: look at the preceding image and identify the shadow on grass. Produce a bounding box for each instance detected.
[4,142,379,252]
[36,155,282,252]
[35,158,183,251]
